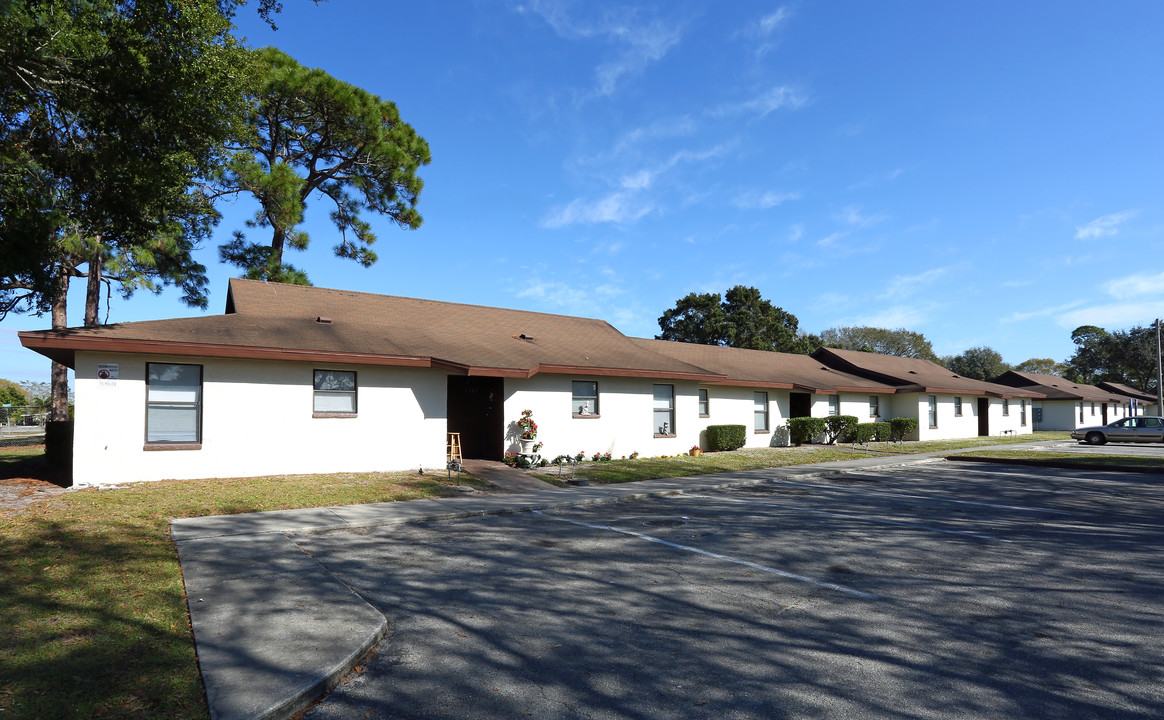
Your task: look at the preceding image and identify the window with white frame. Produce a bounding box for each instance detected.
[954,397,963,416]
[754,391,769,431]
[1021,399,1027,426]
[1091,402,1096,416]
[653,384,674,435]
[928,395,937,428]
[1079,402,1084,423]
[314,370,357,415]
[828,395,839,416]
[572,381,599,416]
[1002,398,1009,416]
[146,363,202,445]
[698,388,709,417]
[869,395,880,417]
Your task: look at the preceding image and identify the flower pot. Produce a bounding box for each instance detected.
[519,439,537,455]
[689,448,702,457]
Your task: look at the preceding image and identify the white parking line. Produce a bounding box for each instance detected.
[532,510,878,600]
[761,479,1061,514]
[681,493,1011,543]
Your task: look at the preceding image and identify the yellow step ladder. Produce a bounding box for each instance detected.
[446,432,462,464]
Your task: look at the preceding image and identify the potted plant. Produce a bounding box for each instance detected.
[689,445,703,457]
[517,409,538,454]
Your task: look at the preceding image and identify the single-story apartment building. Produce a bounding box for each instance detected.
[992,371,1130,430]
[1096,381,1160,417]
[19,279,1044,486]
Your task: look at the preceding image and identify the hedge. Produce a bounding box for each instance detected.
[854,421,890,443]
[706,424,746,451]
[888,417,919,442]
[825,415,858,444]
[787,417,826,445]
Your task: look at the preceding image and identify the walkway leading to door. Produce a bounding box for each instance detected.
[460,459,564,493]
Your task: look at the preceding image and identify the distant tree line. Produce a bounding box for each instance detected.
[656,289,1158,394]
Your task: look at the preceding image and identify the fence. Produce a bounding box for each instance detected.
[0,406,48,447]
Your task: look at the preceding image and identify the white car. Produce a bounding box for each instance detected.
[1070,416,1164,445]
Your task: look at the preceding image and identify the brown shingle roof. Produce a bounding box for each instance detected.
[994,370,1124,403]
[633,339,898,394]
[1095,380,1155,403]
[815,347,1044,398]
[19,279,724,381]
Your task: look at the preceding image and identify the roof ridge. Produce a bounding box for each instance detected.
[227,277,617,327]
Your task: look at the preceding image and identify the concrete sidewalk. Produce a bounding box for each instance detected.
[172,441,1068,720]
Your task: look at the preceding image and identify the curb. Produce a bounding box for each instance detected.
[945,454,1164,474]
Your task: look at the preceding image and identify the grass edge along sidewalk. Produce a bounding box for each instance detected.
[0,431,1121,720]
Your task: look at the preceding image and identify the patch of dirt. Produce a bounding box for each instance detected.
[0,477,70,517]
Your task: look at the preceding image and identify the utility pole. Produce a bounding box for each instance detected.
[1157,318,1163,414]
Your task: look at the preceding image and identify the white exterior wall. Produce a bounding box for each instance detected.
[503,375,706,459]
[73,352,448,486]
[698,386,790,448]
[1034,399,1127,431]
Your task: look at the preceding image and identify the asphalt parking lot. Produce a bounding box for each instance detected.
[292,463,1164,720]
[1039,441,1164,458]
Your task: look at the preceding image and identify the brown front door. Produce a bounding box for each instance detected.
[447,376,504,460]
[789,392,812,418]
[977,397,989,436]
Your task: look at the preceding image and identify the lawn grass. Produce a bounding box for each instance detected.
[535,445,876,485]
[952,449,1164,469]
[872,431,1071,454]
[0,460,486,720]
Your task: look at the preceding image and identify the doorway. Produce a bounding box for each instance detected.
[977,397,989,436]
[789,392,812,418]
[447,376,504,460]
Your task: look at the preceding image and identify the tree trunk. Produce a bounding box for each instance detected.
[269,226,285,276]
[50,263,70,422]
[84,239,103,327]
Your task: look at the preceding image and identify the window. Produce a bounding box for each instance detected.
[869,395,880,417]
[146,363,202,445]
[314,370,356,415]
[653,384,674,435]
[1079,402,1084,423]
[1090,402,1096,416]
[754,391,769,432]
[828,395,839,416]
[572,381,599,416]
[1002,398,1009,416]
[698,388,709,417]
[954,397,963,417]
[928,395,937,428]
[1020,399,1027,426]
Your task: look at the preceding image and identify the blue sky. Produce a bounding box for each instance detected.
[4,1,1164,384]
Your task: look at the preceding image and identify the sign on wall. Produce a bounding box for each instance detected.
[97,363,119,388]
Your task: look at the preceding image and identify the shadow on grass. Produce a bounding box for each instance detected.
[0,515,205,719]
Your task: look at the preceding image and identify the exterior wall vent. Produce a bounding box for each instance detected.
[317,316,333,324]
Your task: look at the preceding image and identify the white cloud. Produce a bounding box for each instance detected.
[787,223,804,242]
[838,204,886,228]
[880,267,948,300]
[541,191,652,228]
[740,6,792,58]
[517,1,684,98]
[1101,271,1164,299]
[620,170,654,190]
[816,231,848,248]
[732,190,801,210]
[711,86,806,118]
[847,166,907,191]
[1056,300,1164,330]
[851,305,930,329]
[1074,210,1136,240]
[1002,300,1084,323]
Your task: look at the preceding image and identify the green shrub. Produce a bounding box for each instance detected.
[853,422,891,443]
[787,417,826,445]
[853,423,878,444]
[888,417,919,442]
[825,415,858,444]
[706,424,746,451]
